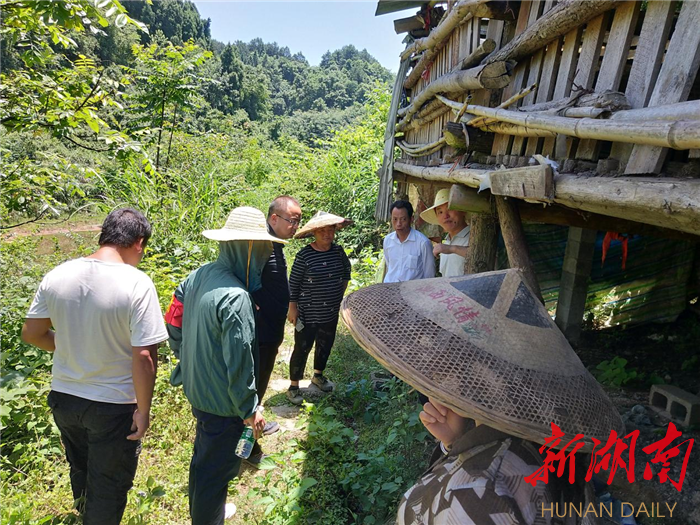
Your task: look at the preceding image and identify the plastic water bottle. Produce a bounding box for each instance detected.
[235,427,255,459]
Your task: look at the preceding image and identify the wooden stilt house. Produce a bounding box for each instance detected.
[376,0,700,342]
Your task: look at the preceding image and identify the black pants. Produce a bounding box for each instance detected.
[289,318,338,381]
[189,408,244,525]
[251,340,281,456]
[47,390,140,525]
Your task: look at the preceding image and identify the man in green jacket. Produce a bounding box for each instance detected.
[166,207,287,524]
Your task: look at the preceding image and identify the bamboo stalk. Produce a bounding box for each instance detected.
[400,0,489,61]
[477,123,558,137]
[467,83,537,126]
[397,138,447,157]
[483,0,617,65]
[435,84,537,128]
[610,100,700,121]
[460,105,700,149]
[396,62,511,132]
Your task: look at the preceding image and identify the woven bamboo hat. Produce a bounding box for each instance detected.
[294,211,353,239]
[340,270,624,451]
[419,188,451,225]
[203,207,287,243]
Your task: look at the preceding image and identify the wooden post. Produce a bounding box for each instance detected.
[555,227,597,344]
[465,213,499,274]
[449,185,499,274]
[495,196,544,302]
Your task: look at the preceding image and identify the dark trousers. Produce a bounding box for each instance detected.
[189,408,244,525]
[47,390,140,525]
[289,318,338,381]
[251,340,281,456]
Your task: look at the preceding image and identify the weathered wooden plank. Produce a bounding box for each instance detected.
[491,1,533,156]
[576,1,639,160]
[486,19,505,50]
[572,13,607,90]
[609,1,674,166]
[625,1,674,109]
[552,27,582,100]
[626,1,700,174]
[490,164,554,202]
[547,26,582,158]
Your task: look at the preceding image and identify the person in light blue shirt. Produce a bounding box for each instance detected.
[383,200,435,283]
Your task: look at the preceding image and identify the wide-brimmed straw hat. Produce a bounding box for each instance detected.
[420,188,471,225]
[203,207,287,243]
[340,270,624,451]
[294,211,353,239]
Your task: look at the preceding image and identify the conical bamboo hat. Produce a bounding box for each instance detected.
[294,211,353,239]
[340,269,624,451]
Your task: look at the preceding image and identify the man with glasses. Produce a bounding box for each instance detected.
[248,195,302,465]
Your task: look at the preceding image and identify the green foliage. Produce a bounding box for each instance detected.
[595,356,639,386]
[126,39,213,170]
[126,476,167,525]
[0,0,152,220]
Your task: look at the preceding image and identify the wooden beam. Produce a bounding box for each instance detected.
[393,172,451,188]
[483,0,617,66]
[448,184,699,241]
[393,161,700,236]
[490,164,553,203]
[496,196,544,303]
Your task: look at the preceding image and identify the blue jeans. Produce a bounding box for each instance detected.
[47,390,140,525]
[189,408,245,525]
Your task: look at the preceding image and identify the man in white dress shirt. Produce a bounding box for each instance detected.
[420,188,470,277]
[383,200,435,283]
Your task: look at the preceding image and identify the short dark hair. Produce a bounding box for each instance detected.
[390,200,414,218]
[268,195,300,218]
[98,208,152,248]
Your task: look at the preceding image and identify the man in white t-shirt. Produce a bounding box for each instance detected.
[383,200,435,283]
[420,188,470,277]
[22,208,168,524]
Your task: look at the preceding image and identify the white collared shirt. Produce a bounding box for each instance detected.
[383,228,435,283]
[439,226,470,277]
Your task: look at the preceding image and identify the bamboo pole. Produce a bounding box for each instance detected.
[483,0,617,65]
[478,123,558,138]
[397,137,447,157]
[396,62,511,132]
[610,100,700,122]
[437,83,537,127]
[400,0,489,61]
[460,105,700,149]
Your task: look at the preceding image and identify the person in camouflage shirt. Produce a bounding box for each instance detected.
[397,401,598,525]
[339,270,624,525]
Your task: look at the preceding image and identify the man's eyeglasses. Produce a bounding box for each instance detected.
[276,214,301,227]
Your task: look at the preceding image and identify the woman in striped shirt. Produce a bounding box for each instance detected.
[286,211,352,405]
